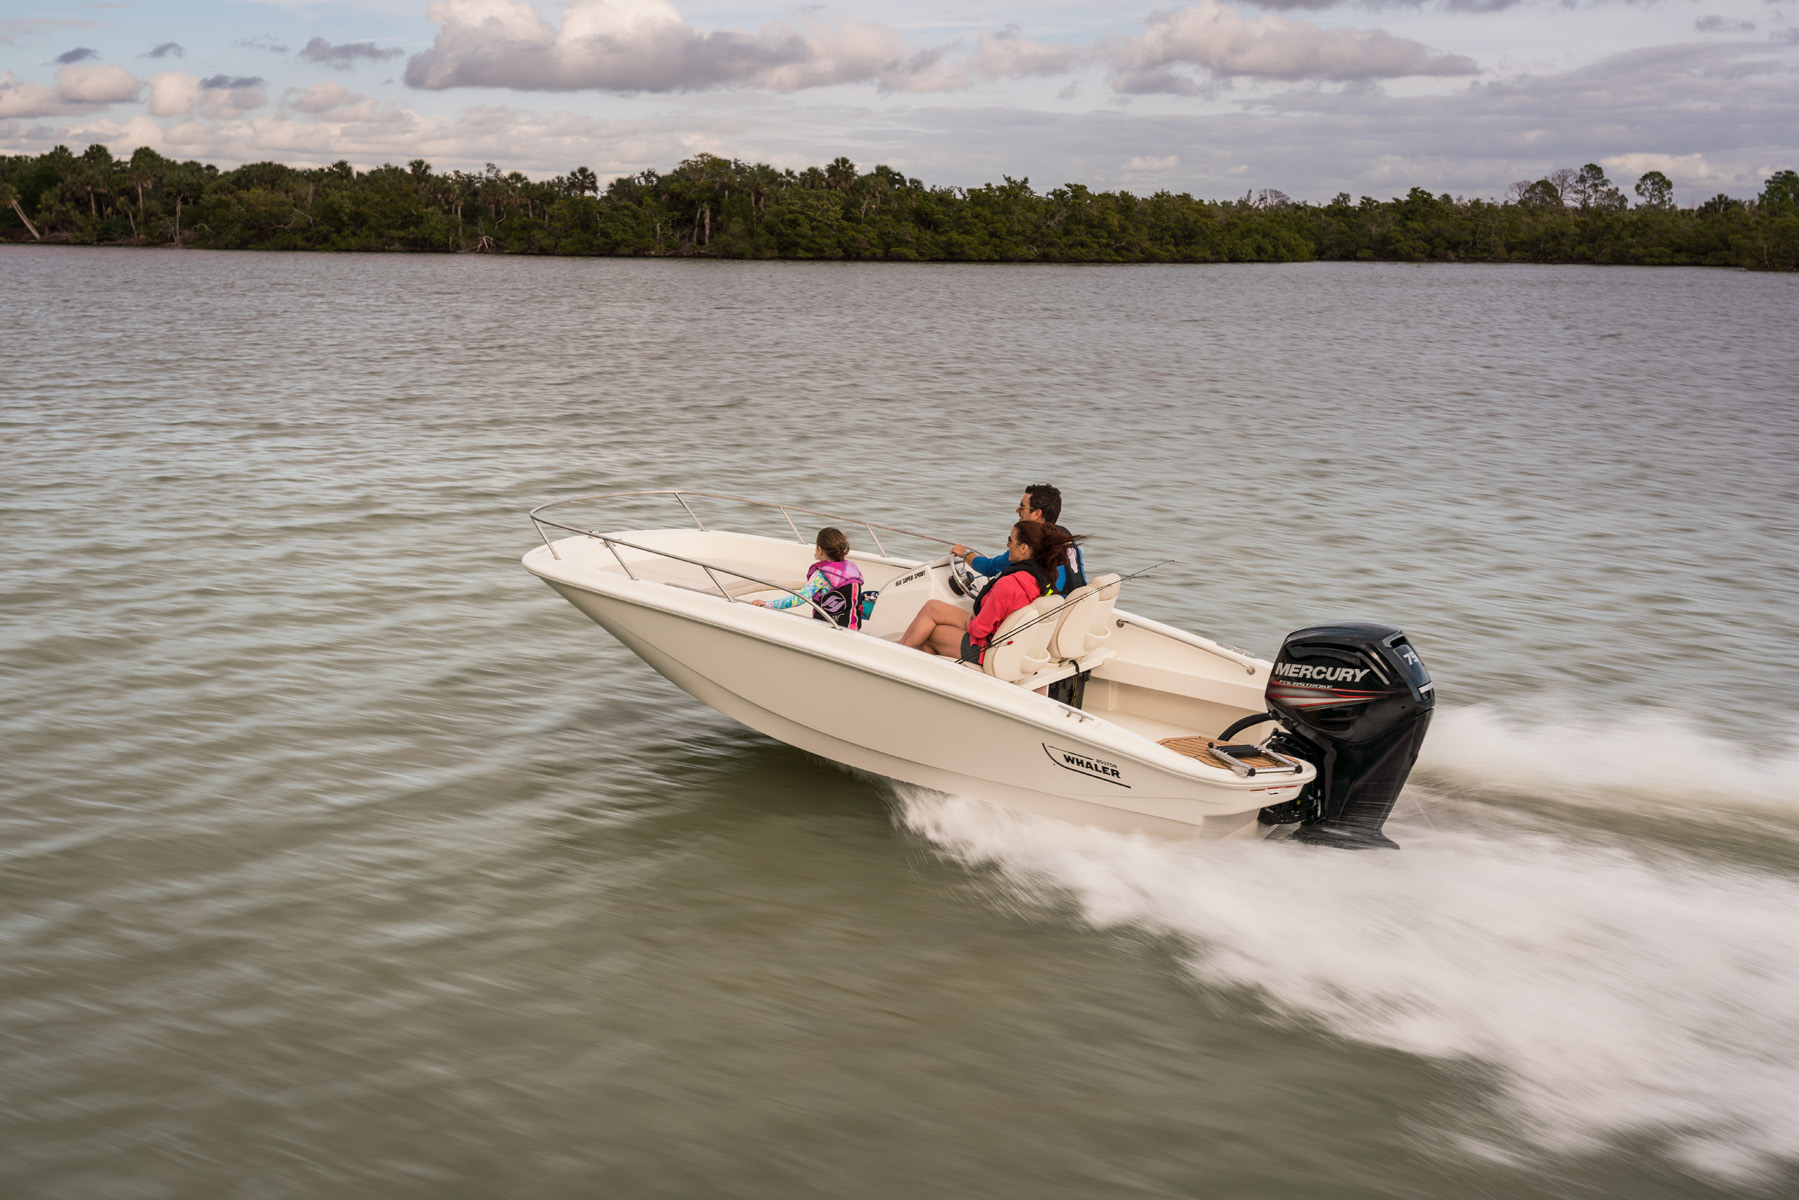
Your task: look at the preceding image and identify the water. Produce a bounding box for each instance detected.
[2,246,1796,1198]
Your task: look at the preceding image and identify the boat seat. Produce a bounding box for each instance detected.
[1028,648,1117,691]
[980,596,1058,684]
[1046,573,1122,662]
[722,577,804,599]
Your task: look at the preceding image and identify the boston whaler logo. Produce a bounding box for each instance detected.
[1043,743,1131,788]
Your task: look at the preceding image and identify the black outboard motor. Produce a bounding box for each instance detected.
[1256,622,1434,849]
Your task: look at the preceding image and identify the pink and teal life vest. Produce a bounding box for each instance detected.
[808,559,863,630]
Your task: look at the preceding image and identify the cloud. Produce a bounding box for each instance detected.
[686,38,1792,200]
[146,71,201,117]
[1,60,142,117]
[1235,0,1526,9]
[148,72,266,118]
[238,35,290,54]
[1695,16,1757,33]
[1,18,99,48]
[146,42,185,59]
[1108,2,1478,91]
[298,38,404,69]
[977,25,1081,78]
[55,62,143,104]
[0,72,67,118]
[56,47,100,64]
[4,20,1790,207]
[292,81,364,114]
[404,0,961,93]
[1600,151,1731,187]
[5,98,736,184]
[1124,154,1179,171]
[402,0,1472,97]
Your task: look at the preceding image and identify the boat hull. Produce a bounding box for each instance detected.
[536,565,1294,838]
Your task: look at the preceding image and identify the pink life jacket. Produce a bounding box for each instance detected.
[807,559,863,630]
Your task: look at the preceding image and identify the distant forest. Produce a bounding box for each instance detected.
[3,144,1796,269]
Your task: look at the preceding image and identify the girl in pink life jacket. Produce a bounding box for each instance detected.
[899,521,1076,661]
[753,526,864,629]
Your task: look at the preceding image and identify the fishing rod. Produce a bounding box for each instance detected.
[958,560,1176,661]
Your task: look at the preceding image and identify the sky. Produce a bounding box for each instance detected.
[1,0,1795,203]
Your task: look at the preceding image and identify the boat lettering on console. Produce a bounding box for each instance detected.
[1042,744,1131,788]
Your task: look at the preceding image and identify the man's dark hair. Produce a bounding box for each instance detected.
[1024,483,1062,525]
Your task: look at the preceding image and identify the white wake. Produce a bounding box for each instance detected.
[898,782,1799,1182]
[1417,703,1799,819]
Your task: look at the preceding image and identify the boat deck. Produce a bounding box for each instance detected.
[1157,736,1291,772]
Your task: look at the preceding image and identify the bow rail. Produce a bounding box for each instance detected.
[526,490,1263,672]
[527,489,966,625]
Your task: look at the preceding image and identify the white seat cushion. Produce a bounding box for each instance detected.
[1080,574,1123,656]
[981,596,1058,683]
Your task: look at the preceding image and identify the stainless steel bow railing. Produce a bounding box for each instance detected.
[527,490,965,625]
[526,489,1264,673]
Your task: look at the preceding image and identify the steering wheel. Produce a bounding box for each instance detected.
[946,552,981,598]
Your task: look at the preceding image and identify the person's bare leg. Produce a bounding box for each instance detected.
[926,625,966,658]
[899,600,968,649]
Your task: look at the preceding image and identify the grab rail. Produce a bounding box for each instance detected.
[526,490,1266,675]
[1115,612,1260,676]
[529,490,966,566]
[555,529,845,625]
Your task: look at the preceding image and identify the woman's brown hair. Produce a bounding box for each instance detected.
[815,527,850,562]
[1011,520,1077,571]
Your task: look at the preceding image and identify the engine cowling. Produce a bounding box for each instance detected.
[1258,622,1434,849]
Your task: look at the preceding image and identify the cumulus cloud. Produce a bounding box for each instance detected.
[55,62,143,104]
[0,60,142,117]
[404,0,968,93]
[1124,154,1179,171]
[403,0,1474,96]
[298,38,404,69]
[56,47,100,65]
[146,71,201,117]
[1242,0,1526,9]
[147,72,266,118]
[1601,151,1732,186]
[0,72,67,118]
[1109,1,1477,91]
[977,25,1081,78]
[237,35,290,54]
[146,42,185,59]
[292,81,364,114]
[6,97,730,184]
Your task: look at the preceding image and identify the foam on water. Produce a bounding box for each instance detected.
[1419,703,1799,819]
[898,780,1799,1182]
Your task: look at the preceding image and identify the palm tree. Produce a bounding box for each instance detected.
[0,181,43,240]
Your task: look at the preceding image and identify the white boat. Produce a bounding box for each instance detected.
[522,492,1435,845]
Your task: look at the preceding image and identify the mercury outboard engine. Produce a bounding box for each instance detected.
[1254,622,1434,849]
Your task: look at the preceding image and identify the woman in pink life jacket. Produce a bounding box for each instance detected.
[753,526,864,629]
[900,521,1076,661]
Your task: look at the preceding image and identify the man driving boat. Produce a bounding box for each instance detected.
[952,483,1086,593]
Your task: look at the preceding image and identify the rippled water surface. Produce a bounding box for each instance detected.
[3,246,1797,1198]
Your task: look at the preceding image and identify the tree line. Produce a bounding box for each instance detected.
[3,144,1796,269]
